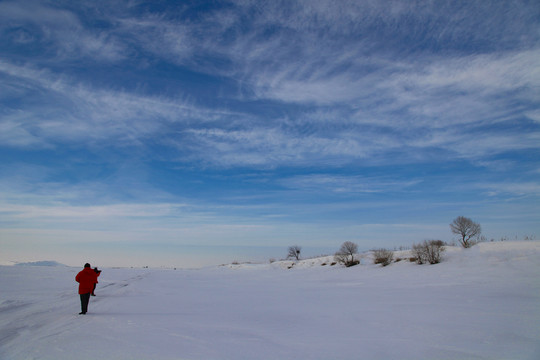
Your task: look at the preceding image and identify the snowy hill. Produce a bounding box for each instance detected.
[1,241,539,360]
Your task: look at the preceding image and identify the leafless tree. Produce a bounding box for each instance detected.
[412,240,445,264]
[287,245,302,260]
[334,241,359,267]
[450,216,481,248]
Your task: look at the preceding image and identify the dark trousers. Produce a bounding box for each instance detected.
[80,293,91,313]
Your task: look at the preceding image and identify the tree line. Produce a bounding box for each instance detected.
[287,216,483,267]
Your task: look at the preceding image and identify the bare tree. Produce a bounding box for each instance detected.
[287,245,302,260]
[450,216,482,248]
[334,241,359,267]
[412,240,445,264]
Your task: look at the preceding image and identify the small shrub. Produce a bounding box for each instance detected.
[334,253,360,267]
[341,259,360,267]
[412,240,445,264]
[411,243,425,264]
[373,248,394,266]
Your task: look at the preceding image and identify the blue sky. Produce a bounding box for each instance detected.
[1,0,539,268]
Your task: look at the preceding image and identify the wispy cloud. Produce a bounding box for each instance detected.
[0,0,126,62]
[182,126,380,167]
[2,1,538,168]
[479,182,540,198]
[1,203,185,220]
[279,174,421,194]
[0,61,230,149]
[2,54,537,169]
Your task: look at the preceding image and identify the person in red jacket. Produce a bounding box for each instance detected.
[75,263,98,314]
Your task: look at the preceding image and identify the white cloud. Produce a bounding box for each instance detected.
[0,0,125,62]
[2,203,185,220]
[525,109,540,124]
[279,174,421,194]
[182,126,385,167]
[2,51,538,169]
[2,1,539,170]
[0,116,52,148]
[479,182,540,198]
[0,61,224,148]
[416,50,540,94]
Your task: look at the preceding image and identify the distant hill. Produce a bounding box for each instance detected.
[15,260,67,267]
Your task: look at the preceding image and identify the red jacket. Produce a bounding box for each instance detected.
[75,267,98,294]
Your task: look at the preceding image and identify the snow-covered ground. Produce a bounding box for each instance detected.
[1,241,539,360]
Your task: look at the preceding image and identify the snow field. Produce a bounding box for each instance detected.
[1,241,539,360]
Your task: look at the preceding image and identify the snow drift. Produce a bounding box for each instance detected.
[1,241,539,360]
